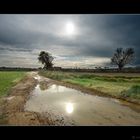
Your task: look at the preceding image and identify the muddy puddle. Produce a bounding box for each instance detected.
[24,75,140,125]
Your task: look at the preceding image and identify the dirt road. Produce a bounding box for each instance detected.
[1,72,140,125]
[0,72,53,125]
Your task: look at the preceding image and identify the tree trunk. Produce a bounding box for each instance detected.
[118,65,123,72]
[43,64,47,70]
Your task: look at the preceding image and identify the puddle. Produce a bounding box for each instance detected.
[34,75,50,82]
[4,96,15,101]
[25,83,140,125]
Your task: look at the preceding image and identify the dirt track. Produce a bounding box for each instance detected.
[1,72,140,125]
[0,72,54,125]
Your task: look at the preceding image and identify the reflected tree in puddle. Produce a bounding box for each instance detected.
[39,81,51,91]
[25,83,140,125]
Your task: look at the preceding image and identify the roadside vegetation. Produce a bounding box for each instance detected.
[39,70,140,103]
[0,71,26,97]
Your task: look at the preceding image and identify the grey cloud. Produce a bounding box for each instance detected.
[0,14,140,68]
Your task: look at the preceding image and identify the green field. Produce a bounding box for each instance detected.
[0,71,26,97]
[39,71,140,101]
[1,70,140,103]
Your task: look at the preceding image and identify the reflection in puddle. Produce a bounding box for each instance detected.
[34,76,41,80]
[25,83,140,125]
[66,103,74,114]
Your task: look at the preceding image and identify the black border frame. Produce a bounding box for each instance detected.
[0,1,140,139]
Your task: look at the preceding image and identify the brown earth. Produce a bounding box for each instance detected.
[0,72,54,125]
[1,72,140,125]
[7,112,53,125]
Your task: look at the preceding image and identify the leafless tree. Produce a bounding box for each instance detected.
[111,48,134,70]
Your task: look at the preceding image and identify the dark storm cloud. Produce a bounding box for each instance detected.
[0,14,140,68]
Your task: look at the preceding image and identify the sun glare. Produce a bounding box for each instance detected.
[65,22,75,35]
[66,102,74,114]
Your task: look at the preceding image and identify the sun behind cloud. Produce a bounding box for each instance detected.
[65,22,75,35]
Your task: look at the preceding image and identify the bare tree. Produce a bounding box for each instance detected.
[38,51,54,70]
[111,48,134,70]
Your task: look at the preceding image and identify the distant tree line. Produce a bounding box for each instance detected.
[0,67,38,71]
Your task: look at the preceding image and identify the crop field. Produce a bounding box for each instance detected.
[0,71,26,97]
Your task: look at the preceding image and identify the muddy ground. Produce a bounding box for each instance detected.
[47,79,140,113]
[0,72,140,125]
[0,72,54,125]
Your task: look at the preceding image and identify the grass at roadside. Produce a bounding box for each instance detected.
[39,70,140,102]
[0,71,26,97]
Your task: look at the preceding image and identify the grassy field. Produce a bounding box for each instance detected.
[39,70,140,102]
[0,71,26,97]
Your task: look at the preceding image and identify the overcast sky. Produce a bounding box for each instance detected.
[0,14,140,68]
